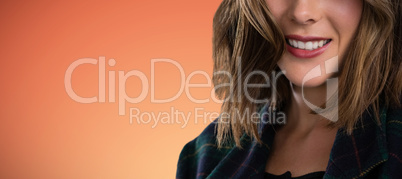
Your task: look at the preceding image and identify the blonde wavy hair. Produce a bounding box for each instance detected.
[212,0,402,147]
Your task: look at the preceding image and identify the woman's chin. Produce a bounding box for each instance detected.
[287,75,334,89]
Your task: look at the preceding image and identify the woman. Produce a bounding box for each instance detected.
[177,0,402,178]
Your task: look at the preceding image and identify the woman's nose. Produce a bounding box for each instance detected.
[287,0,322,25]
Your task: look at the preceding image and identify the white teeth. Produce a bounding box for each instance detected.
[318,40,324,47]
[313,41,318,49]
[288,39,330,51]
[305,42,313,50]
[298,41,305,49]
[293,40,298,48]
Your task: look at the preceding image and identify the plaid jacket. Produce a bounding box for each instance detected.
[176,102,402,178]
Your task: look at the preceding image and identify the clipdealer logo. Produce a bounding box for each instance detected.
[63,56,288,127]
[64,55,339,127]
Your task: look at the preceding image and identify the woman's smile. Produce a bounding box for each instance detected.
[285,35,332,58]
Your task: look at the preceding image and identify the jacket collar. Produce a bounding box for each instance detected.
[324,106,389,178]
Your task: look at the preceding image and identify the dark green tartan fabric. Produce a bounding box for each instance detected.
[176,102,402,178]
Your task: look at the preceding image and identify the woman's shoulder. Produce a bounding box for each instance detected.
[176,119,234,178]
[176,104,271,178]
[179,119,220,152]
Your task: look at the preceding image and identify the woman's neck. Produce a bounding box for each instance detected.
[284,81,337,134]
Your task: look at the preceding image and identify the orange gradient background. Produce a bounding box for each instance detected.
[0,1,222,178]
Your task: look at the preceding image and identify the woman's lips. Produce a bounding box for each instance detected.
[285,35,332,58]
